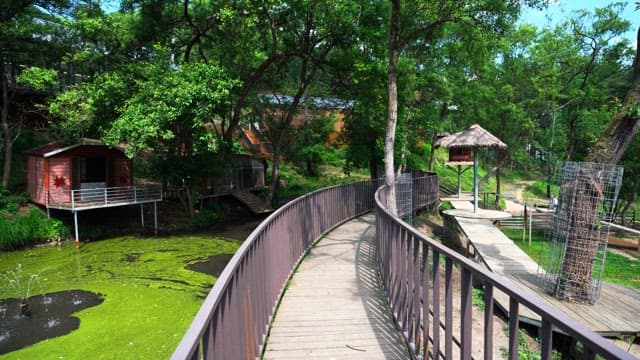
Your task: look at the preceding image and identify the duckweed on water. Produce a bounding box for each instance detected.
[0,235,239,359]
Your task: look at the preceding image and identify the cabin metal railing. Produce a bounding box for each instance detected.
[375,185,636,360]
[46,185,162,211]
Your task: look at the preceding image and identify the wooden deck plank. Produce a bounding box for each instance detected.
[263,214,409,359]
[450,206,640,337]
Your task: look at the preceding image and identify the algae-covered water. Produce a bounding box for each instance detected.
[0,234,240,359]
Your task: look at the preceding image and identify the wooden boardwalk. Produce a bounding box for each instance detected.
[449,200,640,337]
[262,215,409,359]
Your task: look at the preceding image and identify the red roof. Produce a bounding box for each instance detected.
[24,138,126,157]
[23,141,66,156]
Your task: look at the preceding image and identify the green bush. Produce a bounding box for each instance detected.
[0,207,69,250]
[0,187,29,213]
[190,207,220,229]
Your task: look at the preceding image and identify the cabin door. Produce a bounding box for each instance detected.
[73,156,107,191]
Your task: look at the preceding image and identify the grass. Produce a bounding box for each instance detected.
[0,234,239,359]
[501,229,640,291]
[277,162,369,200]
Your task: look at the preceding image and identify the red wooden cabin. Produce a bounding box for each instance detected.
[24,139,132,206]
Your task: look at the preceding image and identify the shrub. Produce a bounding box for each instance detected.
[0,207,69,250]
[0,187,29,214]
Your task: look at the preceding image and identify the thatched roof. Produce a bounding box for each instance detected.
[434,124,507,149]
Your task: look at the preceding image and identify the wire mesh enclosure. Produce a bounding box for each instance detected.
[395,173,413,222]
[537,161,623,304]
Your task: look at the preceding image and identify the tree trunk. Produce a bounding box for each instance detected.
[556,26,640,300]
[384,0,400,214]
[369,151,379,179]
[427,131,437,172]
[266,149,280,207]
[495,166,501,210]
[1,61,12,188]
[620,179,638,226]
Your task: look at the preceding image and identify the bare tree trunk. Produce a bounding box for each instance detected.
[1,61,13,188]
[266,149,280,207]
[620,179,638,225]
[427,131,437,172]
[384,0,400,214]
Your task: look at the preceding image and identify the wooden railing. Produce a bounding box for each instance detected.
[375,184,636,360]
[46,185,162,211]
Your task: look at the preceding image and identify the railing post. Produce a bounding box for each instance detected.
[134,186,138,202]
[104,187,108,205]
[71,189,76,209]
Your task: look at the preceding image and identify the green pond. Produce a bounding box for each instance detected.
[0,234,240,359]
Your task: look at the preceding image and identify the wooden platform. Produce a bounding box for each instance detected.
[263,215,409,359]
[449,200,640,337]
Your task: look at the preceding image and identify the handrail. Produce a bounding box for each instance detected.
[375,185,636,360]
[171,173,440,359]
[171,178,390,359]
[46,185,162,210]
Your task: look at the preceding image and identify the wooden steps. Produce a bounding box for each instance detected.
[230,190,272,214]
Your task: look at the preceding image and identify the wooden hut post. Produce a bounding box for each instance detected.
[457,165,463,198]
[473,148,478,212]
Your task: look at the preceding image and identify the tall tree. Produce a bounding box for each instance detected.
[554,4,639,300]
[1,0,72,187]
[383,0,544,212]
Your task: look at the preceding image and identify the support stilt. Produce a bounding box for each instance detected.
[74,211,80,249]
[154,201,158,236]
[140,204,145,227]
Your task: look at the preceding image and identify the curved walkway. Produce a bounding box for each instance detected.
[262,214,408,359]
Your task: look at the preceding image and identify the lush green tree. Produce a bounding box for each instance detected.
[103,57,237,217]
[383,0,545,212]
[1,0,75,188]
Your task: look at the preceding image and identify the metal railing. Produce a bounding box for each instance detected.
[171,173,439,359]
[375,185,636,360]
[46,185,162,211]
[171,178,386,359]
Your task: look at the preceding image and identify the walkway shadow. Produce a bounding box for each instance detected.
[354,215,410,359]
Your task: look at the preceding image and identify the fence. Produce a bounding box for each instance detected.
[46,185,162,211]
[375,184,635,360]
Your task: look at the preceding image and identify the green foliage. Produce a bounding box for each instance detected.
[0,207,69,250]
[472,287,485,310]
[16,67,57,91]
[284,113,338,175]
[104,58,237,157]
[501,328,561,360]
[189,207,220,230]
[0,187,29,213]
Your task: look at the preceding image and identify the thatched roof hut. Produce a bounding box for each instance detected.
[435,124,507,212]
[434,124,507,149]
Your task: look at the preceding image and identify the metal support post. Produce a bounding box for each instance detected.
[140,204,145,227]
[154,201,158,235]
[74,211,80,249]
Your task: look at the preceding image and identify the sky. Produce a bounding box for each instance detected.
[520,0,639,48]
